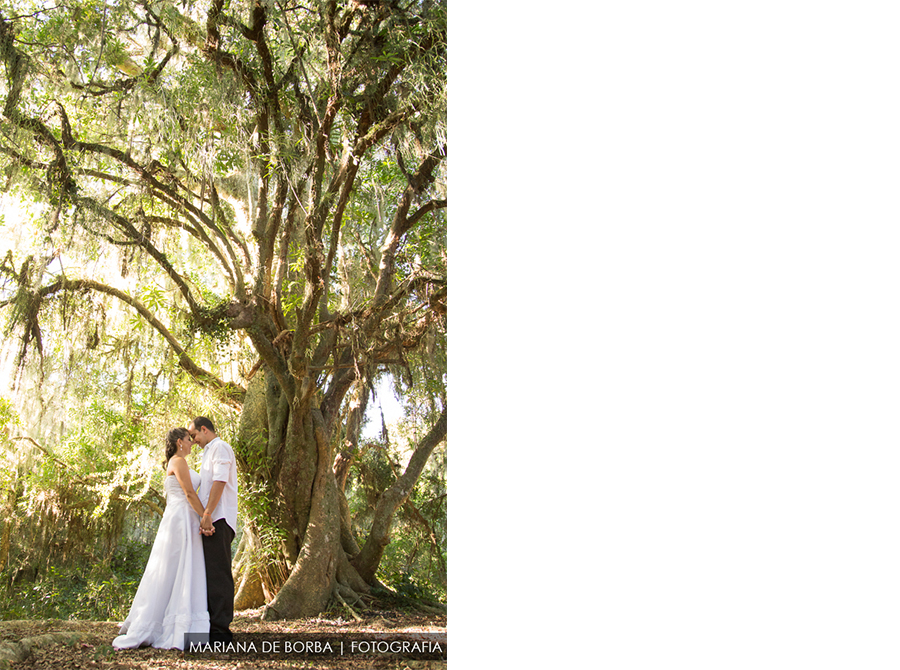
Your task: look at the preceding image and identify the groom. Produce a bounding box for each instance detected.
[189,416,238,644]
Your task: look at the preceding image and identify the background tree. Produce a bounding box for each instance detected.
[0,0,446,619]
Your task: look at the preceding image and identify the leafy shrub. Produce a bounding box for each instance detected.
[0,538,152,621]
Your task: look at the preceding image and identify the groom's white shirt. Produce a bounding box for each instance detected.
[199,436,238,532]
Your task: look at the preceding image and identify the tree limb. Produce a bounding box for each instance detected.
[351,405,447,582]
[34,277,245,405]
[371,146,445,308]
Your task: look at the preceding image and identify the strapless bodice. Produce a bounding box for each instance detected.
[165,469,200,504]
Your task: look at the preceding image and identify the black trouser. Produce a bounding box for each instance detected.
[202,519,235,642]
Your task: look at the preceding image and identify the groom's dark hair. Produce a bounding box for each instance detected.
[193,416,216,433]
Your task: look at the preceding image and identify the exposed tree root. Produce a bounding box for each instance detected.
[333,585,363,621]
[260,602,283,622]
[336,547,371,595]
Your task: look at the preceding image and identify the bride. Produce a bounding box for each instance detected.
[113,427,210,650]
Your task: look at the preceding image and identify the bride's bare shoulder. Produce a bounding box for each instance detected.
[167,454,187,476]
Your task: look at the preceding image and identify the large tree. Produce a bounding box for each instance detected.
[0,0,446,618]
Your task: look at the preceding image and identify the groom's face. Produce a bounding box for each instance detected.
[188,423,209,448]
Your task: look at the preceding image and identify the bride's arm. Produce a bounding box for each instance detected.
[170,456,206,517]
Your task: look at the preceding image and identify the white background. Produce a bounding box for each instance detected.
[451,2,900,667]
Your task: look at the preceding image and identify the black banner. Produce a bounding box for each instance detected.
[183,632,447,660]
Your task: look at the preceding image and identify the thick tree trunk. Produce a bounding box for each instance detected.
[233,371,294,606]
[232,532,264,609]
[261,407,347,619]
[234,368,444,618]
[232,521,291,608]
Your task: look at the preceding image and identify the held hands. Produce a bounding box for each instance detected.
[200,512,216,536]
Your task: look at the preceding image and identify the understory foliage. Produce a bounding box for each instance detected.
[348,435,446,604]
[0,388,215,620]
[0,0,446,617]
[346,358,447,604]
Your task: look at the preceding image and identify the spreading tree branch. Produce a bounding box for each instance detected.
[372,146,446,307]
[33,278,245,405]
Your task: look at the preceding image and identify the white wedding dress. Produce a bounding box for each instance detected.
[113,470,209,650]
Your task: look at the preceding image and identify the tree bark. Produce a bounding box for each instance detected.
[261,407,345,619]
[232,528,267,610]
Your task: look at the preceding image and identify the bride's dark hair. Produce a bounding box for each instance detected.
[164,427,189,468]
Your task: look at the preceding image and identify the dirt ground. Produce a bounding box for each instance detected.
[0,607,447,669]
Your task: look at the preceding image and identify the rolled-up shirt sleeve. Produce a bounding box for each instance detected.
[211,444,234,482]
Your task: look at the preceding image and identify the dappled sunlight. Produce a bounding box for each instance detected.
[0,0,446,631]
